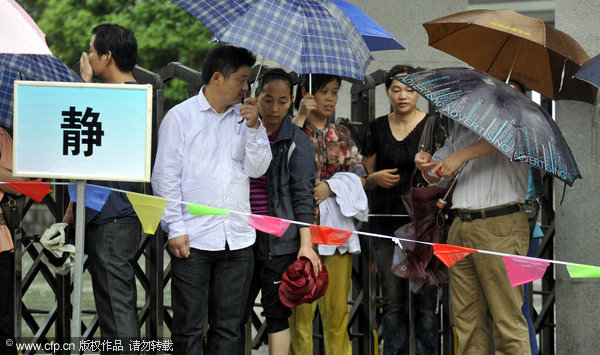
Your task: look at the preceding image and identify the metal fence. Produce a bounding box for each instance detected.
[12,62,555,354]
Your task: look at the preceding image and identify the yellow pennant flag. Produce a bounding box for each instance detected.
[126,192,168,235]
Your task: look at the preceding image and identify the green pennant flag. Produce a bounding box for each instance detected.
[566,263,600,278]
[187,203,230,216]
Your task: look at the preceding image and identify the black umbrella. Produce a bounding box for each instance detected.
[400,68,581,186]
[574,53,600,89]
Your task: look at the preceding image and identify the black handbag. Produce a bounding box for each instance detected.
[0,193,27,231]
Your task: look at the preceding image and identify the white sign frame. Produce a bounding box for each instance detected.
[13,81,153,182]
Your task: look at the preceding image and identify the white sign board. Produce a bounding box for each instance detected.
[13,81,152,181]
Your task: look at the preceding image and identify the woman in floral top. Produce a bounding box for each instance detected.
[288,74,366,355]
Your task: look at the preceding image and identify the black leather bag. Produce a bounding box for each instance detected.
[0,193,27,231]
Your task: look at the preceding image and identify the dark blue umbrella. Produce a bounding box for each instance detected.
[0,54,81,131]
[172,0,373,80]
[574,53,600,89]
[331,0,405,51]
[400,67,581,186]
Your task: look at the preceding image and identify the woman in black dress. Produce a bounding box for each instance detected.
[362,65,447,355]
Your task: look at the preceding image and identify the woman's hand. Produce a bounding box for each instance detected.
[314,180,332,205]
[298,245,322,277]
[292,94,316,127]
[368,168,400,188]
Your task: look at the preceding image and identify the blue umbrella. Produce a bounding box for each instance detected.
[172,0,374,81]
[574,53,600,89]
[400,68,580,186]
[331,0,405,51]
[0,54,80,131]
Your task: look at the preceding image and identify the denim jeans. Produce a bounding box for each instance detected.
[172,246,253,355]
[86,216,141,346]
[372,238,439,355]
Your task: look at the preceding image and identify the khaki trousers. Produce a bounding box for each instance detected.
[448,210,531,355]
[289,253,353,355]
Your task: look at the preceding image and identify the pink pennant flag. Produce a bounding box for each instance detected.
[248,214,291,237]
[5,179,53,202]
[503,255,550,287]
[309,225,353,246]
[433,244,477,267]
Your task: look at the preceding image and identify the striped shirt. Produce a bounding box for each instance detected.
[432,125,528,210]
[249,128,279,215]
[151,87,272,251]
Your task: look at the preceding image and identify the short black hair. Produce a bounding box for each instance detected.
[294,74,342,109]
[91,23,137,73]
[255,68,294,97]
[385,64,417,89]
[201,45,256,84]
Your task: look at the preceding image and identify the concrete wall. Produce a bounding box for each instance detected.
[336,0,468,120]
[554,1,600,353]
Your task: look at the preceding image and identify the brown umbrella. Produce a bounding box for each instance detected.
[423,9,597,103]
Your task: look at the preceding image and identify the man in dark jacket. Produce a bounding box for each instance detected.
[241,68,321,355]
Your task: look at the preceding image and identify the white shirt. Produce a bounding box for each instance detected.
[432,125,528,210]
[318,172,368,255]
[151,87,272,251]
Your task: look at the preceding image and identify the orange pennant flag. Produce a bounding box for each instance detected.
[309,224,353,246]
[125,192,168,235]
[433,244,478,267]
[5,179,53,202]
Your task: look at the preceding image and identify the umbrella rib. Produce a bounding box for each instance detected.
[484,35,515,74]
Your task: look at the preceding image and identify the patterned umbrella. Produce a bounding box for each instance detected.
[400,68,581,186]
[172,0,374,80]
[0,55,80,132]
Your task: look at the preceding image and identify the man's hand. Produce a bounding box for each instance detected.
[314,180,332,205]
[240,97,259,129]
[80,52,93,83]
[62,201,74,224]
[414,151,434,172]
[435,153,466,178]
[168,234,190,259]
[369,168,400,188]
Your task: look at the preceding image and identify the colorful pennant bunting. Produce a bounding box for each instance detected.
[503,255,550,287]
[566,263,600,278]
[433,244,477,267]
[67,183,111,212]
[126,192,168,235]
[187,203,229,216]
[6,179,53,202]
[309,225,353,246]
[248,214,291,237]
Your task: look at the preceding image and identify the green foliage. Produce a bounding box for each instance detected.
[17,0,217,107]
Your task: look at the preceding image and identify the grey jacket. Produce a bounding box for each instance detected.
[259,115,316,257]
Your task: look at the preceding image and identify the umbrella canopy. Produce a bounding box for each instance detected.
[400,68,581,185]
[331,0,405,51]
[574,53,600,89]
[423,9,597,103]
[172,0,373,80]
[0,0,51,55]
[0,55,80,131]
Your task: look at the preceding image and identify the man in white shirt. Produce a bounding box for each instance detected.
[151,45,272,354]
[415,127,530,354]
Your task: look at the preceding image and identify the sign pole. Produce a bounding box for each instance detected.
[71,180,86,348]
